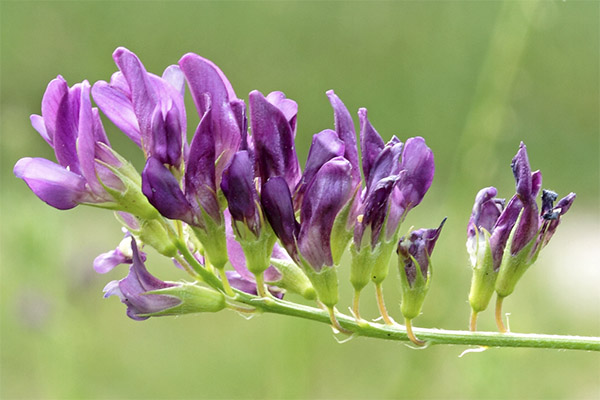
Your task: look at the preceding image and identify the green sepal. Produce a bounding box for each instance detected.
[301,261,339,308]
[138,218,178,258]
[142,282,226,317]
[398,255,431,320]
[235,222,277,276]
[468,229,498,313]
[94,155,158,220]
[269,258,316,300]
[495,227,538,298]
[329,189,358,265]
[191,209,228,271]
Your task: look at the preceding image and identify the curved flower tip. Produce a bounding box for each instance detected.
[358,107,385,180]
[103,238,180,321]
[396,137,435,211]
[467,186,504,239]
[294,129,345,209]
[326,90,360,185]
[14,157,89,210]
[266,91,298,134]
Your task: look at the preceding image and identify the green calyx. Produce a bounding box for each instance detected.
[234,221,276,276]
[495,230,538,298]
[138,218,178,258]
[143,283,226,317]
[349,235,397,292]
[329,193,356,265]
[93,145,159,220]
[191,211,228,271]
[468,229,498,313]
[269,258,316,300]
[398,255,431,320]
[301,261,339,308]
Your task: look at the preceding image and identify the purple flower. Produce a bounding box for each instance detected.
[92,47,187,168]
[297,157,354,270]
[249,90,301,192]
[262,157,353,270]
[398,219,446,288]
[142,106,222,227]
[94,234,147,274]
[397,219,446,321]
[354,108,435,249]
[293,129,345,209]
[14,76,141,212]
[103,238,181,321]
[468,143,576,309]
[179,52,243,178]
[221,151,261,238]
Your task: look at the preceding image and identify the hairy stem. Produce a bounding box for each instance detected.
[231,290,600,351]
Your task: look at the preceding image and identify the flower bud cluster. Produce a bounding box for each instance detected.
[467,143,575,330]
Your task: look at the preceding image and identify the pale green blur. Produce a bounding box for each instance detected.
[1,1,598,399]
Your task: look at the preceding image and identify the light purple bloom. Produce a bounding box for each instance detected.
[92,47,187,168]
[103,238,180,321]
[93,234,147,274]
[14,76,125,210]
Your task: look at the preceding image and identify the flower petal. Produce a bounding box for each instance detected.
[14,157,89,210]
[298,157,353,270]
[249,90,301,190]
[221,151,260,236]
[261,177,300,261]
[326,90,360,185]
[294,129,345,209]
[142,157,194,224]
[185,107,221,223]
[92,80,142,147]
[266,91,298,135]
[358,108,385,181]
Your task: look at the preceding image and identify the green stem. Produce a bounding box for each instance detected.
[231,290,600,351]
[173,240,224,291]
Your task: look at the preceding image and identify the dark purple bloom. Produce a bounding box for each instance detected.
[249,90,301,191]
[297,157,354,271]
[221,151,261,237]
[293,129,345,209]
[327,90,360,186]
[261,177,300,261]
[353,108,434,248]
[398,219,446,287]
[179,52,242,177]
[14,76,131,211]
[142,107,221,227]
[103,238,181,321]
[92,47,186,168]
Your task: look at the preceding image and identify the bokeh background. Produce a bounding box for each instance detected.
[1,1,598,399]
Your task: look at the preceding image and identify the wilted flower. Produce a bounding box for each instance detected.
[397,219,445,344]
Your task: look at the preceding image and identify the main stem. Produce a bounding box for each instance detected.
[231,291,600,351]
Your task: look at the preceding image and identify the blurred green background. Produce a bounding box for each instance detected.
[1,1,598,399]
